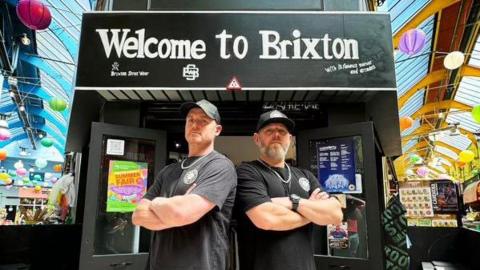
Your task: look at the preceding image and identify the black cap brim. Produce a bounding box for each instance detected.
[257,118,295,134]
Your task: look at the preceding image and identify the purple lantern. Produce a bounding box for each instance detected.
[16,0,52,31]
[416,166,429,178]
[399,29,426,56]
[0,129,11,141]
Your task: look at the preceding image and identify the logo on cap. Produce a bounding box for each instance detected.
[270,111,285,118]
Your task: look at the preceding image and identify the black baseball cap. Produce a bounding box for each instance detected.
[256,110,295,134]
[180,99,221,123]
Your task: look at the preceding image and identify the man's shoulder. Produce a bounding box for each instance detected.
[208,151,235,168]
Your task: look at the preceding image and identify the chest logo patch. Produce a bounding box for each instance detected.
[299,177,310,192]
[183,169,198,185]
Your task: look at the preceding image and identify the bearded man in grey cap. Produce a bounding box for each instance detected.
[234,110,343,270]
[133,99,237,270]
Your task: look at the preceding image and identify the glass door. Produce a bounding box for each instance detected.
[297,122,384,270]
[79,122,166,270]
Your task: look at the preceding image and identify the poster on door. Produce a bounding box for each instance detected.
[107,160,148,212]
[317,137,362,193]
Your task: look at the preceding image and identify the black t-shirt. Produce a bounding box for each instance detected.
[144,151,237,270]
[234,160,321,270]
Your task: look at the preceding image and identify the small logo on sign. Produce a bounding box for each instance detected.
[183,169,198,184]
[112,62,120,71]
[226,76,242,91]
[299,177,310,192]
[183,64,200,81]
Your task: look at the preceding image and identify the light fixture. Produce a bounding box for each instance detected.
[29,168,34,172]
[19,105,25,112]
[20,33,31,46]
[175,143,181,149]
[9,92,15,98]
[38,133,44,138]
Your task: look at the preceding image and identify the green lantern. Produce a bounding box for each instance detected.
[472,105,480,124]
[40,137,54,147]
[48,98,67,112]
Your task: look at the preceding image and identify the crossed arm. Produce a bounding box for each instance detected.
[246,188,343,231]
[132,185,216,231]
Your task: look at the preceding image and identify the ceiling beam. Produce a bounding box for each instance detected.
[459,65,480,77]
[398,70,448,109]
[393,0,461,48]
[411,100,471,119]
[434,141,461,153]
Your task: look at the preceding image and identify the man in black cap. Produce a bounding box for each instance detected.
[132,99,237,270]
[235,110,343,270]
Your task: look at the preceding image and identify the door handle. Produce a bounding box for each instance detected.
[110,261,132,268]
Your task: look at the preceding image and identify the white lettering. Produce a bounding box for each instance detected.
[259,30,281,59]
[233,36,248,59]
[215,30,233,59]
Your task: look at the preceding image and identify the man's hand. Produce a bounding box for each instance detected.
[309,188,329,201]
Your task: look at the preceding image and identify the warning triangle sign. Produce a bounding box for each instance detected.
[226,76,242,91]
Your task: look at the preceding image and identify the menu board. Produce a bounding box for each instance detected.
[106,160,148,213]
[317,137,362,193]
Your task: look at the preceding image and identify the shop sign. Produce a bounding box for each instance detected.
[76,11,396,90]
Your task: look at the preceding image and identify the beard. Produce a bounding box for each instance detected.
[259,142,290,161]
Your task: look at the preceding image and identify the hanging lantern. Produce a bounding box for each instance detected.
[399,116,413,131]
[416,166,429,177]
[0,129,11,141]
[0,150,7,161]
[14,160,24,169]
[0,173,9,181]
[48,98,67,112]
[399,29,426,56]
[405,169,415,176]
[16,168,27,176]
[458,150,475,163]
[443,51,465,70]
[45,172,52,179]
[456,161,466,168]
[8,171,16,177]
[50,177,58,183]
[409,154,422,164]
[35,158,48,169]
[53,164,62,172]
[16,0,52,30]
[40,137,54,147]
[34,185,42,192]
[471,105,480,124]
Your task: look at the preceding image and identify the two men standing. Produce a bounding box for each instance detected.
[132,100,343,270]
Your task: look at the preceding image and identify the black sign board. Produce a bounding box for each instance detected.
[76,11,396,90]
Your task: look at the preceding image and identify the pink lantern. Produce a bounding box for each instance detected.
[16,0,52,30]
[0,129,11,141]
[16,168,27,177]
[416,166,429,177]
[399,29,426,56]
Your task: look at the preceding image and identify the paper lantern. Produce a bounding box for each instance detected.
[53,164,62,172]
[34,185,42,192]
[0,129,11,141]
[50,177,58,183]
[8,171,16,177]
[40,138,54,147]
[409,154,422,164]
[471,105,480,124]
[33,175,42,181]
[0,150,7,161]
[14,160,24,169]
[35,158,48,169]
[459,150,475,163]
[48,98,67,112]
[443,51,465,70]
[456,161,466,168]
[416,166,429,177]
[0,173,9,181]
[16,168,27,176]
[16,0,52,30]
[399,117,413,131]
[399,29,426,56]
[45,172,52,179]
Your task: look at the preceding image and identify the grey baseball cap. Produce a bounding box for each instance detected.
[180,99,221,123]
[256,110,295,134]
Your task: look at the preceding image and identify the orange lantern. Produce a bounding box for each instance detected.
[0,150,7,161]
[399,117,413,131]
[53,164,62,172]
[456,161,466,168]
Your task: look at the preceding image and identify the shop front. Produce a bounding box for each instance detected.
[66,10,400,270]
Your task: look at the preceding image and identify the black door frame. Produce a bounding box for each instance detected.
[297,121,385,270]
[79,122,166,270]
